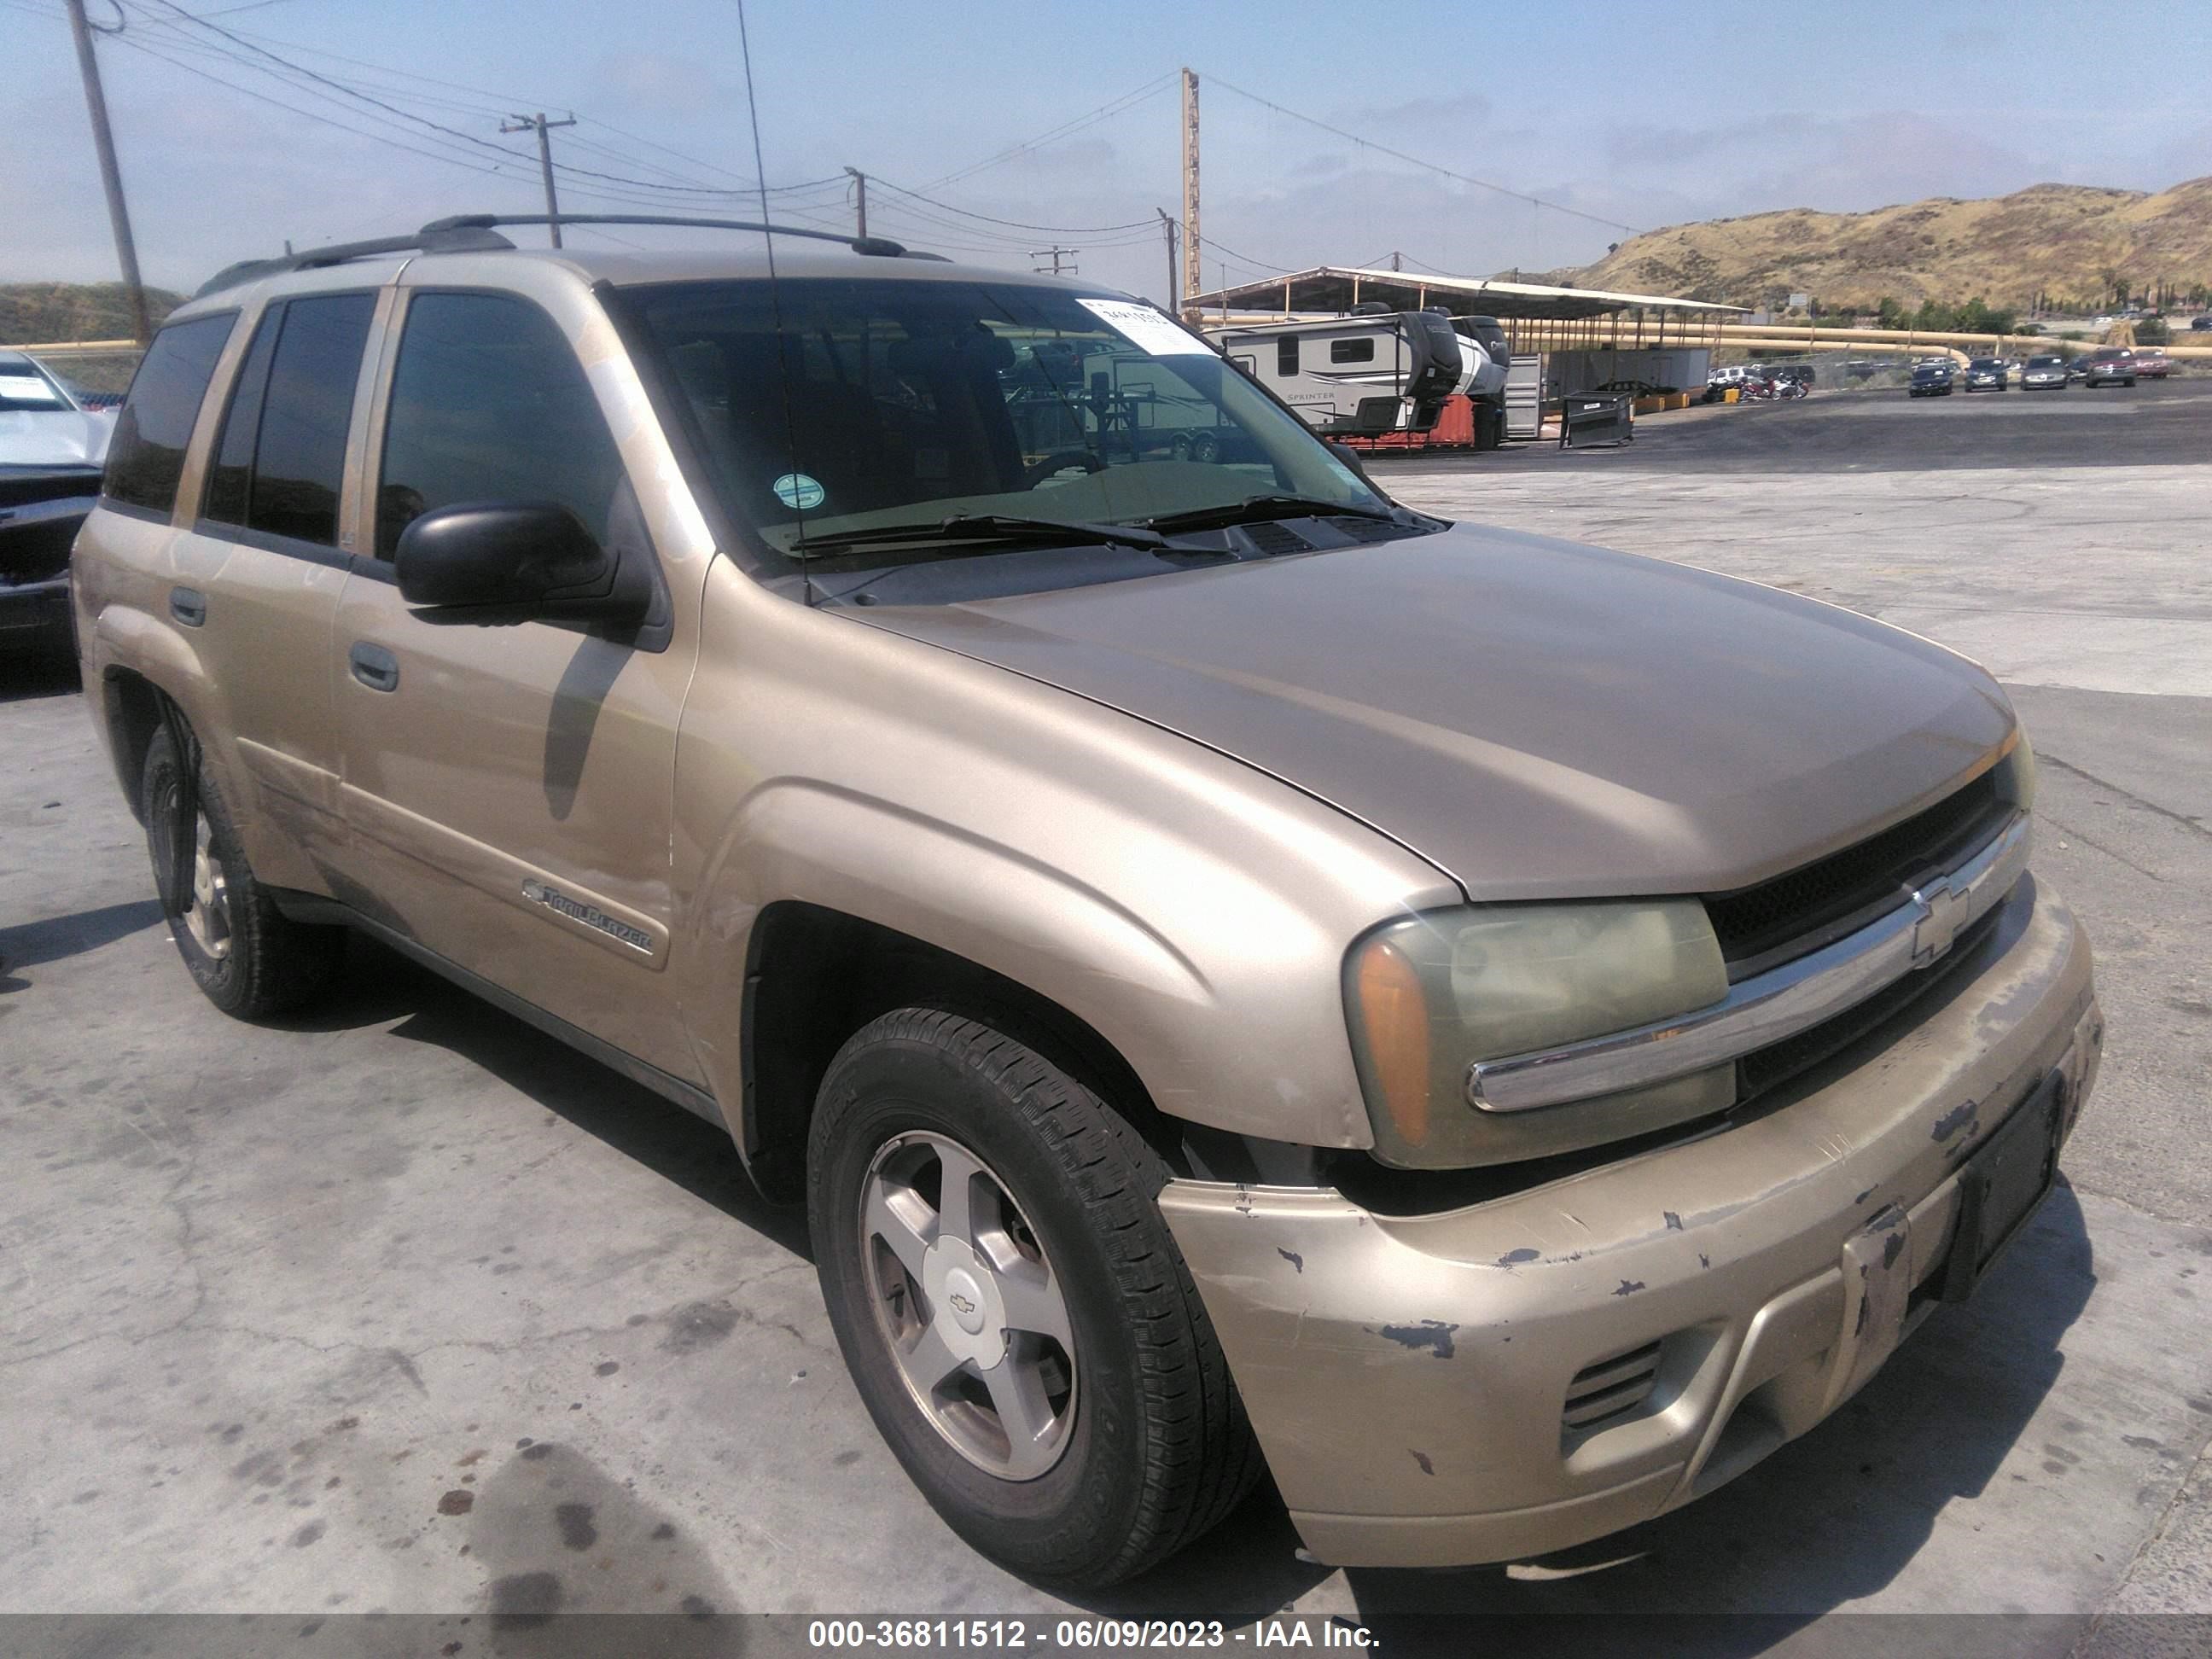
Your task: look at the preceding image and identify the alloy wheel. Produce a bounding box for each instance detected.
[858,1130,1077,1481]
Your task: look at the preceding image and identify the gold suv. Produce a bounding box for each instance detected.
[72,215,2103,1586]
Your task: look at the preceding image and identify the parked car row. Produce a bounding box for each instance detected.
[1910,346,2179,399]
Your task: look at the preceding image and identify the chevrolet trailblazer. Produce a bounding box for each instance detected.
[70,213,2101,1586]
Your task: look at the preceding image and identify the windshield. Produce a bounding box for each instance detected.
[625,278,1388,559]
[2029,357,2064,368]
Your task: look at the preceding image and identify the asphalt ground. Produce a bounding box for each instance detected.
[4,380,2210,1651]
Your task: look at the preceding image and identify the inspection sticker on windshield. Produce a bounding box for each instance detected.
[0,375,61,403]
[771,472,825,510]
[1077,299,1210,357]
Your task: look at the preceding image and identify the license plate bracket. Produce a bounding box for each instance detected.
[1939,1070,2066,1304]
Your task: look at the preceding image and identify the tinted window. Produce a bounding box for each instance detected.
[1276,337,1300,375]
[1330,338,1376,364]
[202,309,280,527]
[104,314,236,514]
[376,293,625,558]
[242,294,375,546]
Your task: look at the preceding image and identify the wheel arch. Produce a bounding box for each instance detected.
[738,899,1183,1202]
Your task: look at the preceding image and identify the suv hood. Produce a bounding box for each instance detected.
[855,527,2013,900]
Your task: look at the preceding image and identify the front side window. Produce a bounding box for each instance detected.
[376,292,626,558]
[103,314,236,514]
[626,278,1383,562]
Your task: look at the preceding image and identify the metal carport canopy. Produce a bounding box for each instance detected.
[1184,265,1744,322]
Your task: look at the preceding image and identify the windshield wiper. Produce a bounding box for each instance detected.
[1138,495,1400,533]
[794,512,1168,554]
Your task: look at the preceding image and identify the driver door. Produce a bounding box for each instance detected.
[331,283,701,1083]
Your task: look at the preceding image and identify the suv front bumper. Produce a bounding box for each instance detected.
[1160,876,2098,1568]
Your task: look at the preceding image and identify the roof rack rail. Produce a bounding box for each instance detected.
[422,212,946,260]
[194,212,947,300]
[192,222,517,298]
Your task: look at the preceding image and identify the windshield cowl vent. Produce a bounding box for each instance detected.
[1240,521,1316,556]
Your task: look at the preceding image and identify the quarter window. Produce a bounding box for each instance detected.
[1329,339,1377,364]
[103,314,236,515]
[242,294,375,546]
[375,292,626,558]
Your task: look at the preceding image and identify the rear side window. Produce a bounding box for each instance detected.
[1330,339,1377,364]
[375,292,625,558]
[1276,337,1300,376]
[104,314,236,515]
[204,293,374,547]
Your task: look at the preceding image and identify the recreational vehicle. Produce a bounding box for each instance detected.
[1203,309,1464,436]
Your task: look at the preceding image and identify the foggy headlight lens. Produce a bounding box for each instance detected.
[1346,901,1729,1168]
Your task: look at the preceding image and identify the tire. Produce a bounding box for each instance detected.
[807,1007,1260,1586]
[142,721,342,1018]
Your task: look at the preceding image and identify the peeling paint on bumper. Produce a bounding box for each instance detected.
[1161,875,2099,1569]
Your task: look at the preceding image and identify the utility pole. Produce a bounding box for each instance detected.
[502,112,576,247]
[1179,68,1201,319]
[1390,251,1402,271]
[844,167,867,239]
[62,0,149,344]
[1030,247,1076,276]
[1156,209,1180,311]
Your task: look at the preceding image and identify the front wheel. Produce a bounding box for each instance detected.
[808,1008,1260,1586]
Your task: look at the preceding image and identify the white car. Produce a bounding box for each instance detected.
[0,351,119,469]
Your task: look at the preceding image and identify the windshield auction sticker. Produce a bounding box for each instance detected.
[1076,299,1212,357]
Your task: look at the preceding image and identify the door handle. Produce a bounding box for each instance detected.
[348,642,399,693]
[169,586,207,627]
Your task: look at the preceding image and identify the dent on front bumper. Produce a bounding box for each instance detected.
[1160,876,2098,1569]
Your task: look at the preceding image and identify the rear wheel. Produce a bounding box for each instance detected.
[143,722,342,1017]
[808,1007,1260,1586]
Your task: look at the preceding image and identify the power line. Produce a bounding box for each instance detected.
[920,73,1175,190]
[1202,72,1644,236]
[869,178,1155,236]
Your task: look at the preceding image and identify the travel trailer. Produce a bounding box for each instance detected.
[1203,308,1464,435]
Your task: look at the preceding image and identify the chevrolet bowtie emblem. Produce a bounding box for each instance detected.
[1911,877,1970,967]
[948,1293,976,1317]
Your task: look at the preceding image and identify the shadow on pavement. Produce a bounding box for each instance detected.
[0,896,164,990]
[275,931,809,1260]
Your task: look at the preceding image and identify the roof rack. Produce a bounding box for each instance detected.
[194,212,945,299]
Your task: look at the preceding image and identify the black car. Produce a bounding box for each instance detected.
[1963,357,2009,392]
[1907,361,1957,397]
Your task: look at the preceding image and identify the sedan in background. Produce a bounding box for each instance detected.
[2022,355,2070,390]
[2079,347,2137,387]
[2133,348,2171,379]
[1964,358,2008,392]
[1907,360,1957,397]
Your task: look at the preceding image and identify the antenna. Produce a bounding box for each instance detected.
[735,0,813,601]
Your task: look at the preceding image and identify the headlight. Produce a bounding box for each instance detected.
[1346,901,1732,1168]
[2000,729,2036,812]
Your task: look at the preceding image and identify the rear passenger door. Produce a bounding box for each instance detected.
[170,288,379,893]
[332,284,700,1083]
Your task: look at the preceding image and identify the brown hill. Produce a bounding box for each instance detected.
[1,282,183,344]
[1557,178,2212,311]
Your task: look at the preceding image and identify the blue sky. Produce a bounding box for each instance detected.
[7,0,2211,306]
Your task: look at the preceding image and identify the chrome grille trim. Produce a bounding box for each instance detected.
[1467,812,2032,1115]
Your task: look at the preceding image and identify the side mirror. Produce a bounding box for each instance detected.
[1325,439,1379,488]
[393,502,649,627]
